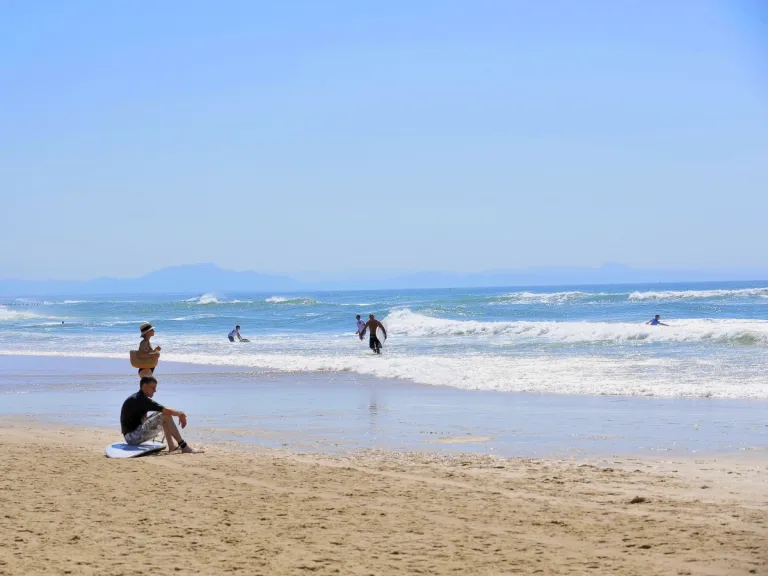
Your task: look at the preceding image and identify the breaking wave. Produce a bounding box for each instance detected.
[384,309,768,345]
[628,287,768,301]
[491,291,611,305]
[265,296,319,305]
[0,306,50,322]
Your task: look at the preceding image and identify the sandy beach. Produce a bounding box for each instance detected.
[1,418,766,576]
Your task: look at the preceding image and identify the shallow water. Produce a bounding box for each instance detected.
[2,281,768,398]
[2,356,766,457]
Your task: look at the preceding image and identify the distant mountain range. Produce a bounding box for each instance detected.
[1,263,767,296]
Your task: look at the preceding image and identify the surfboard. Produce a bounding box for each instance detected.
[105,441,166,459]
[240,339,250,342]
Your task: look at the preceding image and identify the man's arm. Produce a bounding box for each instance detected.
[360,322,368,337]
[162,406,188,428]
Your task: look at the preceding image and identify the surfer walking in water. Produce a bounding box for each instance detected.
[355,315,366,340]
[361,314,387,355]
[647,314,669,326]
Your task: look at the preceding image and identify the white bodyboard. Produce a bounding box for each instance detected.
[105,441,166,459]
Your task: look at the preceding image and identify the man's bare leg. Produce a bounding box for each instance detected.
[161,413,201,453]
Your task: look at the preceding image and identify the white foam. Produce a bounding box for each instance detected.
[170,314,217,321]
[180,293,220,304]
[0,306,49,322]
[197,293,219,305]
[493,291,606,305]
[265,296,288,303]
[3,334,767,398]
[383,309,768,345]
[629,287,768,301]
[265,296,319,305]
[154,351,768,399]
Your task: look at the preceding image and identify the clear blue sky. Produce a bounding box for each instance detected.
[1,0,766,280]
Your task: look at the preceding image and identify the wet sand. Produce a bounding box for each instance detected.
[1,419,767,575]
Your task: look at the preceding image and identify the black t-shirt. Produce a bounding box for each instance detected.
[120,390,165,435]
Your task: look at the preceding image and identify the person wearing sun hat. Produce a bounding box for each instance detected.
[137,322,161,373]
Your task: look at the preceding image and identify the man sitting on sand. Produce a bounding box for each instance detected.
[647,314,669,326]
[120,375,201,453]
[360,314,387,355]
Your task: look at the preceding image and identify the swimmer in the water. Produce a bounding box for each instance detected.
[646,314,669,326]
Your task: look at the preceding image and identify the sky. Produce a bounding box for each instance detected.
[1,0,767,281]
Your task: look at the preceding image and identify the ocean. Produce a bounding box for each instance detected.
[2,280,768,399]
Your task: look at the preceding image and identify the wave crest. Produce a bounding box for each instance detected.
[0,306,49,322]
[265,296,319,305]
[629,287,768,301]
[384,309,768,345]
[492,291,605,305]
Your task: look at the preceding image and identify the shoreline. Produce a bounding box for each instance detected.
[1,418,766,575]
[2,354,768,459]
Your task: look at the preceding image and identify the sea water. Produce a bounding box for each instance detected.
[2,281,768,399]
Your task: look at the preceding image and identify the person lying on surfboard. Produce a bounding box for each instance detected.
[120,375,201,453]
[360,314,387,355]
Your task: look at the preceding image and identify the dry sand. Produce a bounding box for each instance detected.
[1,419,766,576]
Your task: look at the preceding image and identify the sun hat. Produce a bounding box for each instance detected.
[140,322,155,336]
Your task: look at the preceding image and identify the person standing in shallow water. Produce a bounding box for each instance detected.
[361,314,387,355]
[647,314,669,326]
[355,315,366,341]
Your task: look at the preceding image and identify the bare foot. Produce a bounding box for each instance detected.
[182,445,203,454]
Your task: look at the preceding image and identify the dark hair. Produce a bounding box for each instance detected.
[236,325,240,329]
[356,315,361,319]
[139,376,158,389]
[137,367,155,375]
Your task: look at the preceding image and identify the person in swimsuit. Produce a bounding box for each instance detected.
[136,322,161,372]
[120,376,201,453]
[355,315,366,340]
[228,325,243,342]
[360,314,387,354]
[138,322,161,353]
[647,314,669,326]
